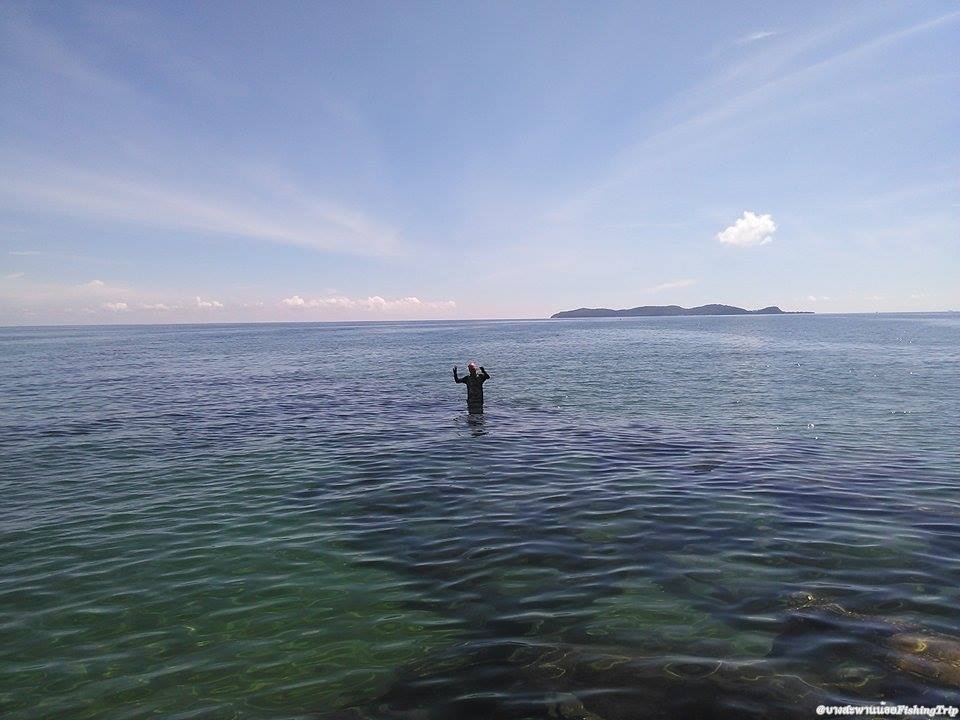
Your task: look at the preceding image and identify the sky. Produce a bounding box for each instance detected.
[0,0,957,324]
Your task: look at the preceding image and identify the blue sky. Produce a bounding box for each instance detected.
[1,0,957,324]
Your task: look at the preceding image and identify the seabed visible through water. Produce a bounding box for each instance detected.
[1,315,958,718]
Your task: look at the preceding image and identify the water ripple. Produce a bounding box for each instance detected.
[1,316,958,718]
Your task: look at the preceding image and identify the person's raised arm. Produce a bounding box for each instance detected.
[453,365,463,383]
[480,366,490,380]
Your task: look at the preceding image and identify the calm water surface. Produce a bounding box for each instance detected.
[1,314,959,719]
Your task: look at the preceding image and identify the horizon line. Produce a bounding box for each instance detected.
[3,309,959,330]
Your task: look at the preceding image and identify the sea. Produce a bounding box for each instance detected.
[1,314,958,719]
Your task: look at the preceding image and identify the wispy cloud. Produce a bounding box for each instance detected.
[550,9,960,221]
[1,6,396,259]
[2,11,138,99]
[77,3,247,99]
[6,249,126,265]
[0,275,132,307]
[647,278,697,293]
[0,165,401,257]
[737,30,779,45]
[717,212,777,247]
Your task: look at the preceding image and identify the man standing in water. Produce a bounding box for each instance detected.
[453,362,490,414]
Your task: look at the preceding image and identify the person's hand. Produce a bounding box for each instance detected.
[453,365,457,371]
[479,366,486,372]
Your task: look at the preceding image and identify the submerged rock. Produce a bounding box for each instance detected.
[889,633,960,688]
[313,640,833,720]
[781,591,960,690]
[314,590,960,719]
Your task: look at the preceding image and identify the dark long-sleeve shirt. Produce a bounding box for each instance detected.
[454,368,490,408]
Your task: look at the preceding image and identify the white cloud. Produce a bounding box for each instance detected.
[139,302,172,311]
[805,295,830,302]
[82,279,106,288]
[717,211,777,247]
[280,294,456,312]
[194,296,223,309]
[648,278,697,293]
[103,301,128,312]
[2,272,25,280]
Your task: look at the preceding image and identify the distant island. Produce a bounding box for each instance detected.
[551,304,812,319]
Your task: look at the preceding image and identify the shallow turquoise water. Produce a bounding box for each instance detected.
[1,314,959,718]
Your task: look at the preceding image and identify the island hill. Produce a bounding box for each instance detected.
[551,304,812,319]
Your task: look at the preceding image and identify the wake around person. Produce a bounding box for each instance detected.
[453,362,490,414]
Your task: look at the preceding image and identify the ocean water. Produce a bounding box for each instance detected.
[1,314,958,719]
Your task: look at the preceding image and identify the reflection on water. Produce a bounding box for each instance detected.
[466,412,487,436]
[1,315,958,719]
